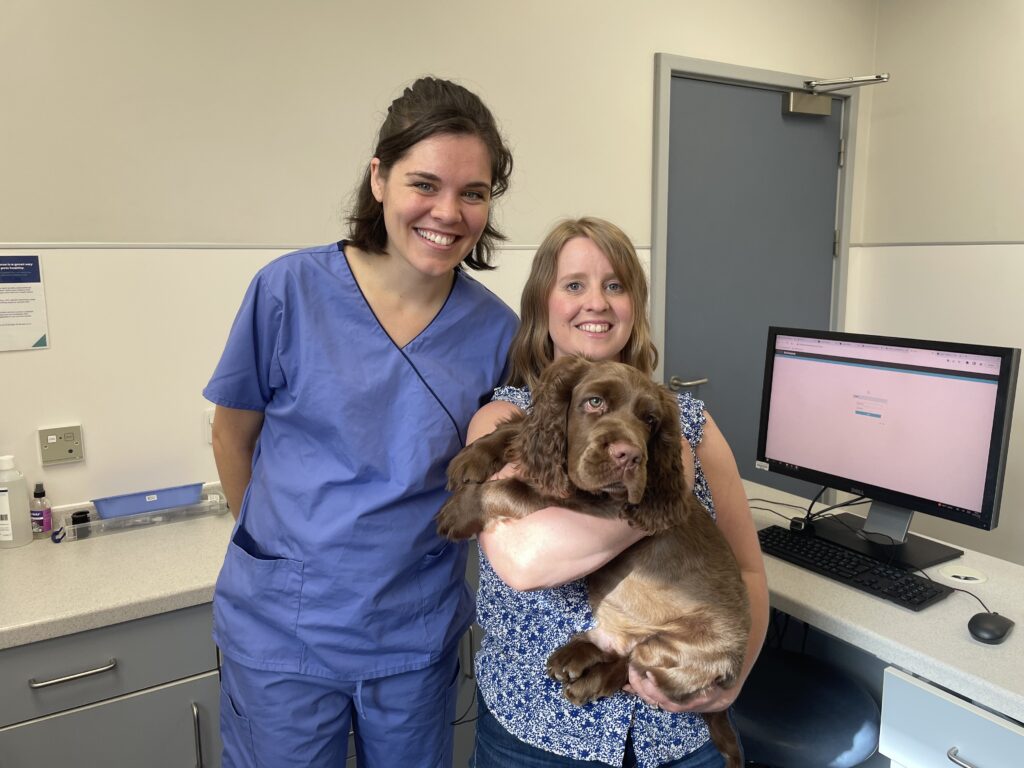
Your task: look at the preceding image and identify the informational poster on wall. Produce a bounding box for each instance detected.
[0,255,49,351]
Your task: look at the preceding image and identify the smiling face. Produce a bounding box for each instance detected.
[547,237,634,363]
[370,133,493,279]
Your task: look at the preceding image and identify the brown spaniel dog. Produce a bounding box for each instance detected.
[435,356,749,767]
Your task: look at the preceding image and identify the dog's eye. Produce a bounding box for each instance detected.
[644,414,660,430]
[584,396,605,412]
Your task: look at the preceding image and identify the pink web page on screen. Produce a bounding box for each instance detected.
[765,337,1000,512]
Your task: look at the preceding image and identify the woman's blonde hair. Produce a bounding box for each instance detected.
[505,217,658,390]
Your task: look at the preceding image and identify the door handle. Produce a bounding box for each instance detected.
[669,376,708,391]
[28,658,117,688]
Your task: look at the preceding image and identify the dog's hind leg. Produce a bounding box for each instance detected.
[546,636,629,705]
[562,656,629,705]
[628,631,740,706]
[546,635,609,683]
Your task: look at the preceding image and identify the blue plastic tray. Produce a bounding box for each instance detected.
[92,482,203,519]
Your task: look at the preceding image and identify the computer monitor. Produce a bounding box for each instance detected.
[756,327,1019,571]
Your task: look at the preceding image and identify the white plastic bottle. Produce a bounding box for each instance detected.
[0,455,33,549]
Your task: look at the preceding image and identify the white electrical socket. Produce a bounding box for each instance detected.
[39,424,85,465]
[204,408,215,444]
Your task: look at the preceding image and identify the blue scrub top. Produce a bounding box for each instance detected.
[204,242,517,680]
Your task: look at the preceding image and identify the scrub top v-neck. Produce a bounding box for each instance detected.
[346,248,455,353]
[204,241,517,680]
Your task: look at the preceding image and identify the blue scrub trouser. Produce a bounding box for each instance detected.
[219,648,461,768]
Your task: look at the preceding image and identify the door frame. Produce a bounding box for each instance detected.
[650,53,861,381]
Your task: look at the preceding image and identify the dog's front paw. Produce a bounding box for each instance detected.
[619,503,672,534]
[435,495,484,540]
[445,450,501,490]
[617,506,654,535]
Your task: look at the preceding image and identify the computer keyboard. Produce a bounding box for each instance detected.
[758,524,954,611]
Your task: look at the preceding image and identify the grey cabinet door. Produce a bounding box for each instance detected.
[0,603,216,726]
[0,670,221,768]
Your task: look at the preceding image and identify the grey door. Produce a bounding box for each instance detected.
[661,72,844,498]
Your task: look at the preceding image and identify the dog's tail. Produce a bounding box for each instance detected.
[705,711,741,768]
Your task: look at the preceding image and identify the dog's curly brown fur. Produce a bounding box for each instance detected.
[436,356,750,767]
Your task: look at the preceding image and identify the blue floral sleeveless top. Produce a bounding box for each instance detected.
[475,386,716,767]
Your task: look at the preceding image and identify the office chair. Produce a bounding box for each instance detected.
[733,647,881,768]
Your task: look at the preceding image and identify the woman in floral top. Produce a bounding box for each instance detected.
[466,218,769,768]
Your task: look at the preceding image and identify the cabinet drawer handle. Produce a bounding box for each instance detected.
[28,658,118,689]
[947,747,979,768]
[192,701,204,768]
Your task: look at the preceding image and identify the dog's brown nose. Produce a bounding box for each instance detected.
[608,441,641,469]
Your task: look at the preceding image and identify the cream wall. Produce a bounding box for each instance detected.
[860,0,1024,244]
[0,245,540,505]
[846,245,1024,562]
[846,0,1024,565]
[2,0,1023,564]
[1,0,879,246]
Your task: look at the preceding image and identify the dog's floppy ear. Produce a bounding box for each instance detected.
[515,355,590,497]
[634,385,688,530]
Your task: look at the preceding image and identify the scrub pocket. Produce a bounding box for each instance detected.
[219,665,258,768]
[417,538,455,603]
[423,538,452,566]
[415,539,468,644]
[214,525,305,670]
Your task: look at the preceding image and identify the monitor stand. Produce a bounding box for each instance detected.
[811,502,964,572]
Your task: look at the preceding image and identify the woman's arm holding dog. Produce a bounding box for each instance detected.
[627,412,769,713]
[468,402,650,591]
[481,511,649,591]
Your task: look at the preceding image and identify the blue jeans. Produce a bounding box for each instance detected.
[470,692,726,768]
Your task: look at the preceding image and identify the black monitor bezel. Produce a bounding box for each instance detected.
[756,326,1019,531]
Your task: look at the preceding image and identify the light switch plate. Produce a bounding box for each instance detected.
[39,424,85,465]
[204,407,215,444]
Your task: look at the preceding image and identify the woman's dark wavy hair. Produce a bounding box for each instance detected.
[346,77,513,270]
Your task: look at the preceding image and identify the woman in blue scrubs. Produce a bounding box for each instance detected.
[204,77,518,768]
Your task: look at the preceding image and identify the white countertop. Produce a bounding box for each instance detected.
[0,512,234,650]
[744,480,1024,725]
[2,481,1021,727]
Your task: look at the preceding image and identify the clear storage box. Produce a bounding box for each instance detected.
[92,482,203,519]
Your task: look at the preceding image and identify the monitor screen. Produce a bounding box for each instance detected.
[756,328,1018,565]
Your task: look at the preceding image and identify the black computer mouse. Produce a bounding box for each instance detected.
[968,612,1015,644]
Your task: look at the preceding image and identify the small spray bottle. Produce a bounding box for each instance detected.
[31,482,53,538]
